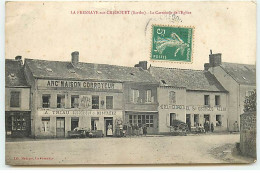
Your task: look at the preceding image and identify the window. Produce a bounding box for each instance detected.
[169,91,176,104]
[131,89,139,103]
[146,90,152,103]
[146,115,154,127]
[204,95,210,106]
[42,95,51,108]
[91,117,99,130]
[71,95,79,108]
[215,95,220,106]
[42,117,50,132]
[92,96,99,109]
[57,95,65,108]
[10,91,20,107]
[12,116,26,131]
[106,96,113,109]
[129,115,154,127]
[216,115,222,126]
[170,113,176,126]
[71,117,79,130]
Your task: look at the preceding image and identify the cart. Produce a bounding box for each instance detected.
[169,120,189,136]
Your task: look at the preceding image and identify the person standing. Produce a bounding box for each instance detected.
[211,122,214,133]
[143,124,147,136]
[139,125,143,136]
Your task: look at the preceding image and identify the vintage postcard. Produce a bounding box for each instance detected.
[5,1,256,165]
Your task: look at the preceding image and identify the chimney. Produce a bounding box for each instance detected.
[15,56,23,65]
[71,51,79,65]
[204,63,210,71]
[136,61,147,70]
[209,50,222,67]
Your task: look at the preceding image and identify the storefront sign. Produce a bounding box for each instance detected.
[38,109,123,117]
[37,79,123,90]
[159,104,227,112]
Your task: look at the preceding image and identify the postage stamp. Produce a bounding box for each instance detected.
[151,25,194,62]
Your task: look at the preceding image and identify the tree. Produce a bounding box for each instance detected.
[244,89,256,112]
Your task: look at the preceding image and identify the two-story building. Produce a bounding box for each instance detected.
[5,57,31,137]
[124,61,159,134]
[149,66,228,133]
[205,52,256,131]
[23,52,159,138]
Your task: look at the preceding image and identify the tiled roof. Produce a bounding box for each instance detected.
[220,62,256,85]
[149,66,227,92]
[24,59,158,83]
[5,60,29,87]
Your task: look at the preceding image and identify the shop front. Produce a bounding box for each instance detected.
[124,111,158,134]
[5,111,31,138]
[35,109,123,138]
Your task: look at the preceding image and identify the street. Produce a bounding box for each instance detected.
[5,133,252,165]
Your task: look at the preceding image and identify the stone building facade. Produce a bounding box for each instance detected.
[5,57,31,137]
[23,52,159,138]
[206,52,256,131]
[149,66,228,133]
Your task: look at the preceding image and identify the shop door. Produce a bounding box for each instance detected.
[204,114,210,123]
[56,117,65,138]
[104,117,113,137]
[186,114,191,130]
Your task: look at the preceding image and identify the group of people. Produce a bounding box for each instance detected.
[120,123,148,137]
[194,121,214,133]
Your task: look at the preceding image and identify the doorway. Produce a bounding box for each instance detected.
[104,117,113,137]
[170,113,176,126]
[204,114,210,123]
[186,114,191,130]
[56,117,65,138]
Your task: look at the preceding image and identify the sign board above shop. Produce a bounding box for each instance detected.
[159,104,227,112]
[37,79,123,90]
[38,109,123,117]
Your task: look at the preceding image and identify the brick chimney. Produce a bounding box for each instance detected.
[71,51,79,65]
[135,61,148,70]
[209,50,222,67]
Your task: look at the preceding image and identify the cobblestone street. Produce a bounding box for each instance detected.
[6,133,253,165]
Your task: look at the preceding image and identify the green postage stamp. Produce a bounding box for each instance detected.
[151,25,194,62]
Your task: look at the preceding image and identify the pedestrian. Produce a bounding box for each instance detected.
[203,122,207,133]
[139,125,143,136]
[211,122,214,132]
[233,121,239,132]
[136,124,139,136]
[143,124,147,136]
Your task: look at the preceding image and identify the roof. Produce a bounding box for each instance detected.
[149,66,227,92]
[5,60,29,87]
[24,59,158,83]
[220,62,256,85]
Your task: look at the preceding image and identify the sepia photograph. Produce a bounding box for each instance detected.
[4,1,257,166]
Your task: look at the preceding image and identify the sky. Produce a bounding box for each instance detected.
[5,1,256,70]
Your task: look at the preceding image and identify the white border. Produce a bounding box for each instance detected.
[0,0,259,171]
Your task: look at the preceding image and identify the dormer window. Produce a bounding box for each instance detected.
[46,68,53,72]
[69,69,76,73]
[161,80,166,84]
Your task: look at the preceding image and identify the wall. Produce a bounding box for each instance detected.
[124,82,158,111]
[209,66,256,131]
[30,78,124,138]
[240,112,256,158]
[5,87,31,111]
[157,87,186,133]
